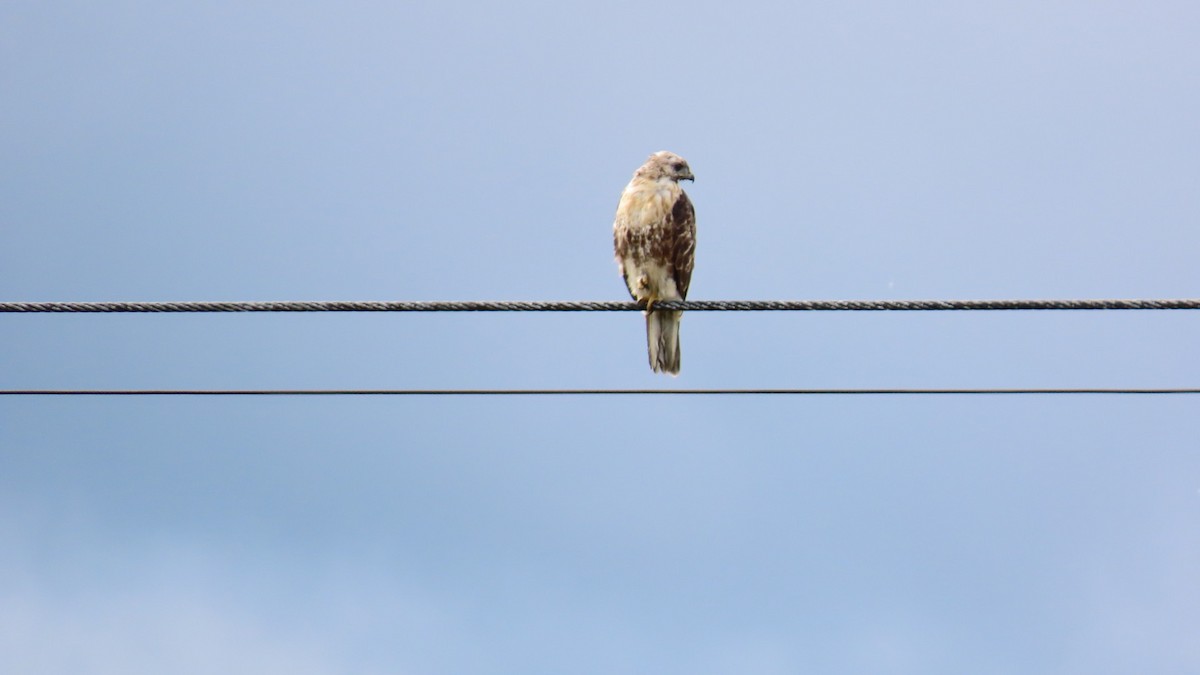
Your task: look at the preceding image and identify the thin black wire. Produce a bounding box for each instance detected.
[3,388,1198,396]
[3,298,1200,313]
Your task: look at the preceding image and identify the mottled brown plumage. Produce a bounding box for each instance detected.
[613,151,696,374]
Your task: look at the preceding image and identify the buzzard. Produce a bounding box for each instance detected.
[613,151,696,375]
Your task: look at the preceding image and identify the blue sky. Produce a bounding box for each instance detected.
[2,2,1198,673]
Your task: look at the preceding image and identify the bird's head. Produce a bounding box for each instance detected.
[638,151,694,183]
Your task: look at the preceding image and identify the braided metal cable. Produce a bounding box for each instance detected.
[2,298,1199,313]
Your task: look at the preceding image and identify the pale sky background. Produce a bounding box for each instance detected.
[2,2,1199,673]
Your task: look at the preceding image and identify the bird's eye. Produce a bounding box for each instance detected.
[672,162,685,171]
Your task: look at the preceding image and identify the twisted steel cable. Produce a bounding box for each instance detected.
[2,298,1199,313]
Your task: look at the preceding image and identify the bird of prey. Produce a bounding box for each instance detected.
[613,151,696,375]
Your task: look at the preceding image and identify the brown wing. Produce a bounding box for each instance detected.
[669,190,696,299]
[613,219,638,300]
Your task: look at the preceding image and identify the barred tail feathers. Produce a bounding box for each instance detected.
[646,309,682,375]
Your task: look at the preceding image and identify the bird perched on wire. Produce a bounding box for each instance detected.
[613,151,696,375]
